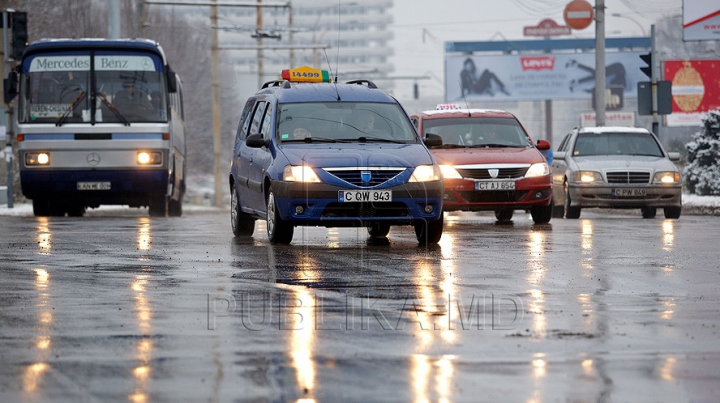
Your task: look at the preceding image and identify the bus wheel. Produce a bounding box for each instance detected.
[32,198,50,217]
[149,195,168,217]
[67,204,86,217]
[168,198,183,217]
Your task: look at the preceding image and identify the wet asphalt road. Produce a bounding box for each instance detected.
[1,209,719,402]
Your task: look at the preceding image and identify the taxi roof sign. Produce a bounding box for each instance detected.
[436,103,462,110]
[281,66,331,83]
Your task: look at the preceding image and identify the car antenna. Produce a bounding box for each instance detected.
[324,48,341,100]
[332,0,343,100]
[459,79,471,117]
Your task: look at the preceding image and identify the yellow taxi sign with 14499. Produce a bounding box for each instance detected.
[281,66,331,83]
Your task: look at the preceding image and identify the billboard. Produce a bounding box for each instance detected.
[664,59,720,126]
[445,52,648,102]
[683,0,720,41]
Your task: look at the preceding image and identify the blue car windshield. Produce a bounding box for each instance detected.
[573,132,664,157]
[277,102,418,143]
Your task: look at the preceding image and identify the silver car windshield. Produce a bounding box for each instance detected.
[573,132,663,157]
[277,102,418,143]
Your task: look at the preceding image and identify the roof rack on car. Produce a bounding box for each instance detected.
[345,79,377,89]
[261,80,292,89]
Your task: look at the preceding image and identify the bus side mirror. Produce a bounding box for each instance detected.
[166,68,177,93]
[4,70,19,104]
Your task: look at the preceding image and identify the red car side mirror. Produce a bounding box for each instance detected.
[536,139,551,150]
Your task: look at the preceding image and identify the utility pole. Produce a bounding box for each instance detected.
[2,9,14,208]
[650,24,659,136]
[594,0,605,126]
[211,0,222,207]
[257,0,264,90]
[108,0,120,39]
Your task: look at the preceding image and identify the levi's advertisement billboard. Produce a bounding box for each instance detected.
[664,59,720,127]
[445,52,648,102]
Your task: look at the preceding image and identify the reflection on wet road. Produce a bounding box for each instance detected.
[0,210,719,402]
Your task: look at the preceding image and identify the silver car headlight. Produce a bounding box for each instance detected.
[283,165,322,183]
[525,162,549,177]
[410,165,442,182]
[653,171,681,184]
[572,170,603,183]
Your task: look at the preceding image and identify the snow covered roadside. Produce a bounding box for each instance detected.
[681,193,720,216]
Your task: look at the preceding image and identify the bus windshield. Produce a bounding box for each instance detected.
[18,51,168,124]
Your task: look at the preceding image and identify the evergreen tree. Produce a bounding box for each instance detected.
[684,110,720,195]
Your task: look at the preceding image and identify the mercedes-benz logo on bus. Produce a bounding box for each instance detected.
[86,152,101,166]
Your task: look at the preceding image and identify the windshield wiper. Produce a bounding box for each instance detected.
[55,91,86,126]
[96,92,130,126]
[357,136,406,144]
[435,143,465,149]
[283,137,348,143]
[469,143,508,148]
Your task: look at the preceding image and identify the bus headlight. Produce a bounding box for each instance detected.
[26,152,50,166]
[137,151,162,165]
[283,165,322,183]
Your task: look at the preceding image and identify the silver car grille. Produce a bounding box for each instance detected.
[606,171,651,184]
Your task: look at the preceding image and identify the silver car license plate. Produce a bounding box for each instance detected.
[613,188,646,197]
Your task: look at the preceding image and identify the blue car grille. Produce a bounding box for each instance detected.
[323,168,406,187]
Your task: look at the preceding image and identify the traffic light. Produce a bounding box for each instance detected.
[11,12,28,60]
[639,52,652,79]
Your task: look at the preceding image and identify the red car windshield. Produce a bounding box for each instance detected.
[422,117,531,148]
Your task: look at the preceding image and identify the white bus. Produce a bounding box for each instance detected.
[6,38,186,217]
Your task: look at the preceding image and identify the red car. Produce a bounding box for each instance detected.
[411,106,553,223]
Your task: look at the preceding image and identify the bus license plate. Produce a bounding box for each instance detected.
[77,182,111,190]
[613,188,646,197]
[338,190,392,202]
[476,181,515,190]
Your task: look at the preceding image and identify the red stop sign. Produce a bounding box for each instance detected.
[564,0,594,30]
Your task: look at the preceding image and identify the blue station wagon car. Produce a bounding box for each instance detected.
[229,67,444,244]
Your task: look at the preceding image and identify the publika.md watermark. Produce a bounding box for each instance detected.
[208,292,524,331]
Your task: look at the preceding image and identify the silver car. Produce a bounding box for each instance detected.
[550,127,682,219]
